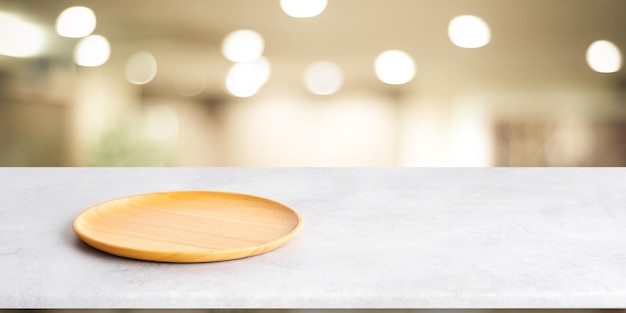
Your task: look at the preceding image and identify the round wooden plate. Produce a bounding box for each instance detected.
[73,191,303,263]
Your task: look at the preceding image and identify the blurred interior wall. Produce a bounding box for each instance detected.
[2,46,626,166]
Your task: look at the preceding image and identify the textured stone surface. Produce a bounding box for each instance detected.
[1,168,626,307]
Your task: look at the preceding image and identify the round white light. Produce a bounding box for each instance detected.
[374,50,416,85]
[280,0,328,18]
[55,6,96,38]
[226,63,265,97]
[221,30,265,63]
[304,61,343,95]
[0,12,45,58]
[74,35,110,67]
[174,68,207,97]
[448,15,491,48]
[125,52,158,85]
[586,40,622,73]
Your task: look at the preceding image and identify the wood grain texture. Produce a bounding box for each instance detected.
[73,191,303,263]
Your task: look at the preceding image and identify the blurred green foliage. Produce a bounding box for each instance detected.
[87,125,174,166]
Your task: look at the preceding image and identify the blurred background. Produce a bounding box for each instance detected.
[1,0,625,166]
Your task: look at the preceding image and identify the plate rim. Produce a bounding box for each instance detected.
[73,190,303,263]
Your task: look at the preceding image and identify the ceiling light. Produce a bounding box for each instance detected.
[304,61,343,95]
[280,0,328,18]
[226,63,265,97]
[74,35,111,67]
[221,30,265,63]
[448,15,491,48]
[0,12,45,57]
[374,50,416,85]
[586,40,622,73]
[56,6,96,38]
[125,52,158,85]
[174,68,207,97]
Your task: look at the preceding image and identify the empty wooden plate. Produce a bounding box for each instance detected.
[73,191,303,263]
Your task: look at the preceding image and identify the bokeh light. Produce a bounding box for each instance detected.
[0,12,45,58]
[55,6,96,38]
[174,68,208,97]
[374,50,416,85]
[221,30,265,63]
[280,0,328,18]
[125,52,158,85]
[448,15,491,48]
[226,63,265,97]
[5,1,626,168]
[586,40,622,73]
[74,35,111,67]
[304,61,343,95]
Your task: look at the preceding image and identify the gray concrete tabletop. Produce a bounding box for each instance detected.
[1,168,626,308]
